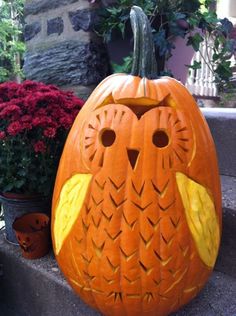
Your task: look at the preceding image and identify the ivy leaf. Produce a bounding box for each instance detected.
[187,60,202,70]
[202,11,218,24]
[169,21,186,38]
[112,55,133,73]
[107,7,123,15]
[187,16,199,27]
[219,18,233,35]
[187,33,204,51]
[215,61,233,81]
[153,29,174,57]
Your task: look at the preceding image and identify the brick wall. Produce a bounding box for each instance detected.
[23,0,110,99]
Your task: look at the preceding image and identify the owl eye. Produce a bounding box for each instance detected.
[100,128,116,147]
[152,130,169,148]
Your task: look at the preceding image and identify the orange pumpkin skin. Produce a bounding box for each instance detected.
[52,7,221,316]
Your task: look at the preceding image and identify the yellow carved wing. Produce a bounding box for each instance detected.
[53,174,92,255]
[176,172,220,268]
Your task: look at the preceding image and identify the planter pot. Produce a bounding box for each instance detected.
[166,36,195,84]
[0,194,51,244]
[12,212,50,259]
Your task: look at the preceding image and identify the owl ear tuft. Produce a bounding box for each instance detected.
[159,95,177,108]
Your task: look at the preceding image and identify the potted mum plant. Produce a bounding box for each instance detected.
[0,80,84,243]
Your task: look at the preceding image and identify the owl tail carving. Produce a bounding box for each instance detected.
[176,172,220,268]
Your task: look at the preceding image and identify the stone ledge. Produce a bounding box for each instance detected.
[215,207,236,278]
[24,0,80,16]
[201,108,236,177]
[221,175,236,211]
[0,239,235,316]
[23,40,110,86]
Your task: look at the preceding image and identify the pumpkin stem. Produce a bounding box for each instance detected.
[130,6,158,79]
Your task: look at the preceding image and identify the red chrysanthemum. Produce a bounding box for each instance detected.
[34,140,46,153]
[0,79,84,195]
[7,121,23,136]
[44,127,56,138]
[0,131,6,139]
[0,104,21,118]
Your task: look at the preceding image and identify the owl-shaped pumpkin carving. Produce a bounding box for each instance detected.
[52,6,221,316]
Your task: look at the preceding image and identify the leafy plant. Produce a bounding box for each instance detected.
[0,0,25,83]
[0,80,84,196]
[97,0,235,91]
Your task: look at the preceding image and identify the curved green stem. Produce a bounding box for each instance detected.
[130,6,158,79]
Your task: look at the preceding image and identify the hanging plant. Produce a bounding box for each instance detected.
[97,0,235,91]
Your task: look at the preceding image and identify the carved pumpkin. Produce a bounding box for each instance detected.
[52,6,221,316]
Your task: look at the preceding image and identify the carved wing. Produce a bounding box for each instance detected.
[53,174,92,255]
[176,172,220,268]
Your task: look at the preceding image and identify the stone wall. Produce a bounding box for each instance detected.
[23,0,110,99]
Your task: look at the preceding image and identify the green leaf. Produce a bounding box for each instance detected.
[187,33,204,51]
[112,55,133,73]
[15,179,26,189]
[153,29,174,57]
[219,18,233,35]
[188,16,199,27]
[107,7,123,15]
[187,60,202,70]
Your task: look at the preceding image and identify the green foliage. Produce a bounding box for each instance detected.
[0,133,67,195]
[97,0,235,91]
[219,89,236,108]
[112,55,133,73]
[0,0,25,83]
[187,33,204,52]
[188,60,202,70]
[99,0,156,42]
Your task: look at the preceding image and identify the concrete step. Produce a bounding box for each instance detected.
[202,108,236,177]
[0,175,235,316]
[0,271,236,316]
[0,243,235,316]
[216,175,236,278]
[174,271,236,316]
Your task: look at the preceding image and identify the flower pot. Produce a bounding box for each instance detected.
[12,213,50,259]
[0,194,51,244]
[166,36,195,84]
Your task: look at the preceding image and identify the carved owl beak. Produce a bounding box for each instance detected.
[127,149,140,169]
